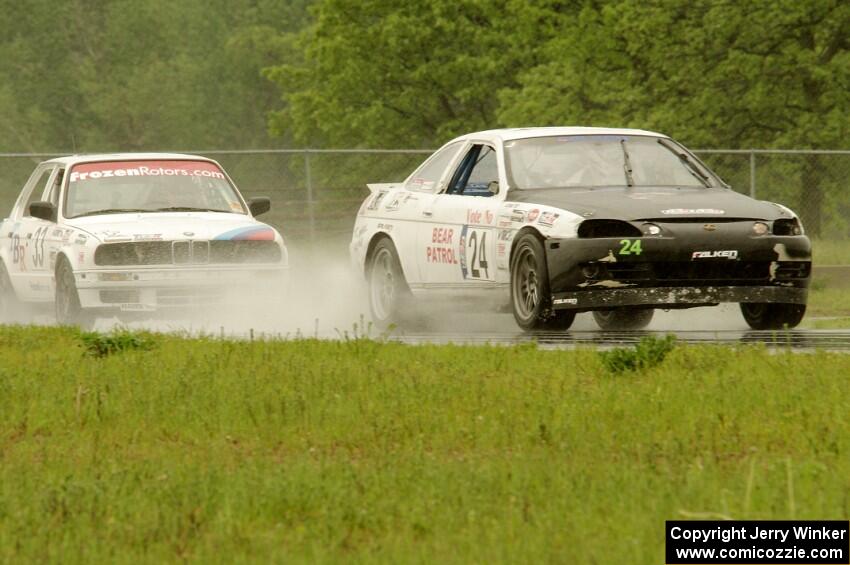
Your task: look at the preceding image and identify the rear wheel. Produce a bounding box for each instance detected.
[367,238,411,329]
[593,308,654,330]
[55,259,94,329]
[510,233,575,331]
[740,302,805,330]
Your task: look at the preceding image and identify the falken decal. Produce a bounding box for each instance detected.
[214,226,275,241]
[692,250,739,260]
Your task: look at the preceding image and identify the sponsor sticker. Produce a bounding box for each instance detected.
[537,211,560,226]
[69,160,226,183]
[662,208,726,215]
[427,226,458,265]
[553,298,578,305]
[366,190,388,211]
[692,250,739,260]
[467,209,495,225]
[527,209,540,222]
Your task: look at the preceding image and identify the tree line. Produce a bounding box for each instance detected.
[2,0,849,234]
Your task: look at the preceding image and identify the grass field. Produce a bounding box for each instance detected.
[812,239,850,265]
[1,326,849,563]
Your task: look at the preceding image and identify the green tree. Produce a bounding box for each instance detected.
[264,0,556,148]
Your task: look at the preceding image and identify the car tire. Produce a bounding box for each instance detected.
[55,258,94,329]
[510,233,575,330]
[740,302,805,330]
[367,238,411,329]
[592,308,654,330]
[0,261,21,322]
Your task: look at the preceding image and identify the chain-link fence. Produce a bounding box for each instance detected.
[1,149,848,248]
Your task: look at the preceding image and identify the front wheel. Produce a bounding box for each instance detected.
[55,259,94,329]
[740,303,805,330]
[593,308,654,330]
[510,233,575,331]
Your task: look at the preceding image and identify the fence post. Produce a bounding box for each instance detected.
[304,150,316,244]
[749,151,756,198]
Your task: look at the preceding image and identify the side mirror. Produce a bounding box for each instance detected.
[487,180,500,195]
[29,201,56,222]
[247,197,271,216]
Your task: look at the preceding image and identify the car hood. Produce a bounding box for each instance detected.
[507,186,788,221]
[64,212,278,243]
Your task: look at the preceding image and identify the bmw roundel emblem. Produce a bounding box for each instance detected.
[183,231,195,237]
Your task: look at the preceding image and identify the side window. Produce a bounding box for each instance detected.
[19,167,55,218]
[46,169,64,208]
[448,145,499,197]
[405,142,463,191]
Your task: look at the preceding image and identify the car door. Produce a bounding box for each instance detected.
[416,143,502,286]
[6,164,58,300]
[389,141,465,287]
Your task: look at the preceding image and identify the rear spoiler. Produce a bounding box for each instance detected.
[366,182,403,193]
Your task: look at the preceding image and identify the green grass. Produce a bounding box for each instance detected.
[1,327,850,563]
[812,239,850,265]
[806,287,850,317]
[801,316,850,329]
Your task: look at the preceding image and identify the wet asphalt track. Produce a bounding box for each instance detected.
[383,305,850,351]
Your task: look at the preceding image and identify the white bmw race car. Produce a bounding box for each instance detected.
[0,153,287,326]
[351,127,811,331]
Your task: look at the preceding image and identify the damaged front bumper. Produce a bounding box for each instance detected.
[545,232,811,311]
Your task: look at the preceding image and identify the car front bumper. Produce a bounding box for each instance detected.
[545,233,811,311]
[74,264,288,311]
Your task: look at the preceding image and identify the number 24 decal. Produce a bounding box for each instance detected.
[467,230,489,279]
[618,239,642,255]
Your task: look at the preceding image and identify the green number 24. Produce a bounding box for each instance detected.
[618,239,643,255]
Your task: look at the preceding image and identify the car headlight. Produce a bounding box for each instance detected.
[751,221,769,236]
[773,218,803,236]
[642,222,662,236]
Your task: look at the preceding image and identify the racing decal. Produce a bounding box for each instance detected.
[553,297,578,305]
[526,209,540,223]
[537,211,560,227]
[377,222,394,232]
[692,250,738,260]
[661,208,726,215]
[510,210,526,223]
[427,227,458,264]
[68,160,225,182]
[214,226,275,241]
[133,233,163,241]
[31,226,48,268]
[618,239,643,256]
[459,225,491,280]
[466,209,495,225]
[9,233,24,265]
[366,190,388,211]
[384,195,403,211]
[74,234,88,245]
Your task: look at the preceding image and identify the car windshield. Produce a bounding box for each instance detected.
[504,135,719,190]
[64,160,246,218]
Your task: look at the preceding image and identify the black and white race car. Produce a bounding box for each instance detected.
[350,128,811,331]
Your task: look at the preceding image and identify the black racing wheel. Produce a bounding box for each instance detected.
[592,308,654,330]
[510,232,575,331]
[740,302,805,330]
